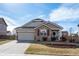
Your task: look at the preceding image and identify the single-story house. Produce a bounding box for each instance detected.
[0,18,7,36]
[15,18,63,42]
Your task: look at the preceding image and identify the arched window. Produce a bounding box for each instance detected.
[53,32,56,36]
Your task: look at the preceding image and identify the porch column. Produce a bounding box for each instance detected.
[47,29,51,41]
[58,30,62,40]
[35,29,40,41]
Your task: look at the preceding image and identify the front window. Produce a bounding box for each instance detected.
[52,31,57,37]
[53,32,56,36]
[40,29,47,36]
[40,32,47,36]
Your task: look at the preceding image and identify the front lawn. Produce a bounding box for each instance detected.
[0,35,16,45]
[0,39,12,45]
[25,43,79,56]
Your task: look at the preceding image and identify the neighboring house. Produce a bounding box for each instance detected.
[62,31,68,36]
[15,18,63,42]
[7,31,11,35]
[0,18,7,35]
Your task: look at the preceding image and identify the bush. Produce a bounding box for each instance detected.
[0,35,7,39]
[61,36,67,42]
[0,35,16,40]
[8,35,16,40]
[69,39,75,43]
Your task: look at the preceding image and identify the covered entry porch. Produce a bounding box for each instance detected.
[34,24,62,42]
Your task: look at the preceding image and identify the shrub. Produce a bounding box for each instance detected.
[0,35,16,40]
[0,35,7,39]
[61,36,67,42]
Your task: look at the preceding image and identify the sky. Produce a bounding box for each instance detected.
[0,3,79,33]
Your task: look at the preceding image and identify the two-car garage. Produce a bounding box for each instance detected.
[16,28,35,42]
[18,32,34,41]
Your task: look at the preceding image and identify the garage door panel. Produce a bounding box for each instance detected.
[18,32,34,40]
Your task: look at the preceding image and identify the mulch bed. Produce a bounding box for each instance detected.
[43,42,76,48]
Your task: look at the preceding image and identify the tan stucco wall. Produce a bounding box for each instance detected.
[35,25,62,41]
[16,25,62,41]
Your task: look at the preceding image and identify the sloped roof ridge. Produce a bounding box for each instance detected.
[19,18,63,29]
[0,17,7,26]
[43,20,63,29]
[21,18,44,27]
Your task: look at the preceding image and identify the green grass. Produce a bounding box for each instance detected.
[25,44,79,56]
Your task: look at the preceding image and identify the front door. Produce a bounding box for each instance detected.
[40,29,47,41]
[51,31,57,41]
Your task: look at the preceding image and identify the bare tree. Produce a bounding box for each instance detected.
[77,24,79,36]
[69,27,73,36]
[69,27,74,42]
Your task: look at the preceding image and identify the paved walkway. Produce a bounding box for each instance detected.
[0,40,31,56]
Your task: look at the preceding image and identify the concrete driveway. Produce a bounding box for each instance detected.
[0,40,31,56]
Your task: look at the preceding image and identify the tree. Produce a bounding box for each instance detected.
[77,24,79,36]
[77,24,79,27]
[69,27,73,36]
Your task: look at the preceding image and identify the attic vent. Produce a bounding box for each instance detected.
[33,18,44,22]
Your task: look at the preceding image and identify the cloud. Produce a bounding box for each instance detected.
[0,15,19,32]
[48,3,79,32]
[49,3,79,21]
[37,14,45,18]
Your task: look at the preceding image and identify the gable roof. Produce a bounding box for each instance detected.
[0,18,7,26]
[34,23,62,30]
[21,18,44,28]
[17,18,63,29]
